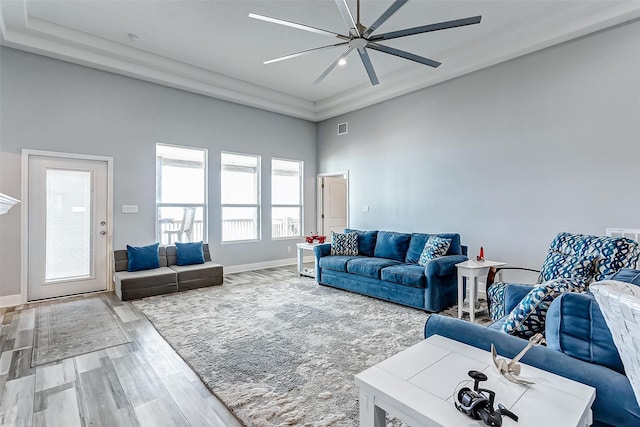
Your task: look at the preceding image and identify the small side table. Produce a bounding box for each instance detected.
[456,260,506,323]
[297,242,320,278]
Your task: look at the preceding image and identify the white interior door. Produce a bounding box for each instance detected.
[27,155,109,301]
[320,175,348,237]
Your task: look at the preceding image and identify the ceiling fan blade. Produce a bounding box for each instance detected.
[367,42,441,68]
[334,0,360,37]
[263,42,350,64]
[369,15,482,41]
[357,48,379,86]
[362,0,408,38]
[313,46,355,85]
[248,13,348,39]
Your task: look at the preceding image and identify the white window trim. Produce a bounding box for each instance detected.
[221,151,261,243]
[271,157,303,240]
[156,143,208,244]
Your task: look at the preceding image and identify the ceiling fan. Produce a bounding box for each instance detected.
[249,0,481,86]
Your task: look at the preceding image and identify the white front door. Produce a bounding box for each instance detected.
[27,155,109,301]
[320,175,348,237]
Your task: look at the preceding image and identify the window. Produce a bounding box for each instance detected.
[156,144,207,245]
[272,158,303,239]
[221,152,260,242]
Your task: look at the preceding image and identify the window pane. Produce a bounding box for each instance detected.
[221,152,259,205]
[222,207,259,241]
[272,207,301,239]
[157,145,205,204]
[156,144,207,243]
[46,169,91,281]
[158,206,205,245]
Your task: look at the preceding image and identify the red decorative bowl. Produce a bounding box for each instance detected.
[305,236,314,243]
[317,236,326,243]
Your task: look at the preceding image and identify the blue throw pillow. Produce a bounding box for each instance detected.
[418,236,452,266]
[175,241,206,266]
[127,243,160,272]
[502,277,586,338]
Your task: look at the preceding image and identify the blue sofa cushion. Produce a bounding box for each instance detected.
[546,292,624,374]
[374,231,411,262]
[406,233,463,263]
[502,277,586,338]
[381,264,426,288]
[344,229,378,257]
[331,231,359,256]
[127,243,160,272]
[418,236,451,266]
[319,255,361,272]
[347,257,401,279]
[405,233,430,263]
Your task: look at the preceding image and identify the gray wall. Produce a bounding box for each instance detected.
[0,47,316,297]
[317,20,640,273]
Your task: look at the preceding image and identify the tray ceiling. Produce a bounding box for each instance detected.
[1,1,639,121]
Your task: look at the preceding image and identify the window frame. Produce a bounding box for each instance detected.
[155,143,208,245]
[271,157,304,240]
[220,151,261,244]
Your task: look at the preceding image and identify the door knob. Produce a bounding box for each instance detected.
[100,221,106,226]
[100,231,106,235]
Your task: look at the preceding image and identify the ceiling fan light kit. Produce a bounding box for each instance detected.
[249,0,481,86]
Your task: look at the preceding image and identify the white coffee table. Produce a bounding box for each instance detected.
[355,335,595,427]
[456,260,507,323]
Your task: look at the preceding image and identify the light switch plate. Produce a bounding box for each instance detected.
[362,205,369,212]
[122,205,138,214]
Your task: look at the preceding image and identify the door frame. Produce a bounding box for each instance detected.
[21,149,114,303]
[316,171,349,236]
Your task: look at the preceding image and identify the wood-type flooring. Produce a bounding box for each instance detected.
[0,265,308,427]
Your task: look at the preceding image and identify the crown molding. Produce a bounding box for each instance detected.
[2,1,639,122]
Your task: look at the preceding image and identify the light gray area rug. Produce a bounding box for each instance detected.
[134,279,433,426]
[32,296,131,367]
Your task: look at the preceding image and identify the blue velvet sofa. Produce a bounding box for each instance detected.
[314,230,467,312]
[424,268,640,427]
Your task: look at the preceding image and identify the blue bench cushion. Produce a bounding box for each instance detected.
[344,229,378,257]
[347,257,401,279]
[319,255,361,272]
[374,231,411,262]
[381,264,426,288]
[546,292,624,374]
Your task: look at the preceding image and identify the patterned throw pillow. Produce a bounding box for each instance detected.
[502,277,587,339]
[330,231,359,256]
[418,236,451,266]
[538,252,595,283]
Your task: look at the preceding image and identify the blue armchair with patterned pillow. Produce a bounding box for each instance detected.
[425,268,640,426]
[487,232,639,338]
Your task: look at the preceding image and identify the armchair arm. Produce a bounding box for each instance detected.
[425,254,468,278]
[424,315,640,427]
[313,243,331,259]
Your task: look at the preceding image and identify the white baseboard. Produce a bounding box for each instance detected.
[224,258,297,274]
[0,293,22,308]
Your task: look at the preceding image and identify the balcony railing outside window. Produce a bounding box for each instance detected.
[272,158,303,239]
[156,144,207,244]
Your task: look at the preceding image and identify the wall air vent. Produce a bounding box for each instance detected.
[338,122,348,135]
